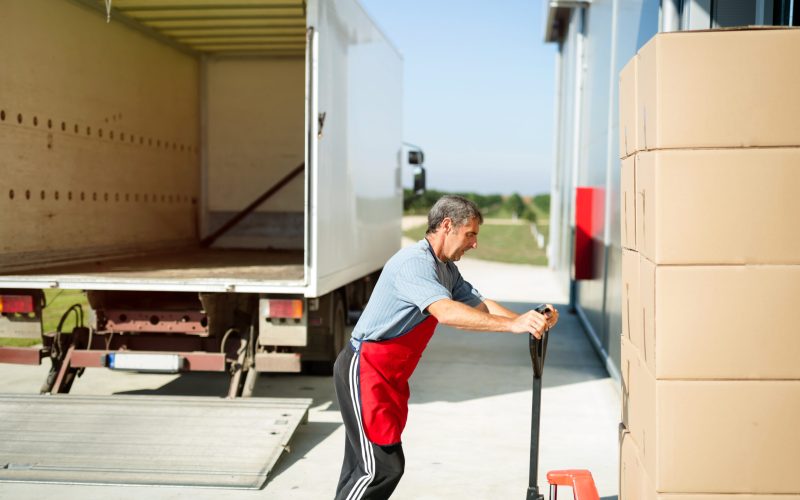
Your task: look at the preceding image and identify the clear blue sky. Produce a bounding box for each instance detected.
[359,0,557,196]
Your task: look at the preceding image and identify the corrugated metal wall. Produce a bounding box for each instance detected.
[547,0,795,378]
[547,0,659,378]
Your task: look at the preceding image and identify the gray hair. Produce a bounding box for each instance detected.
[426,195,483,235]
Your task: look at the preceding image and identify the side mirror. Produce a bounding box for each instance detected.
[413,166,426,195]
[408,150,424,165]
[403,144,426,203]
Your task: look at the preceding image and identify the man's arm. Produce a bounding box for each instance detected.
[479,299,519,319]
[427,298,548,338]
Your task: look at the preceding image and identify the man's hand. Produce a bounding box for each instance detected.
[510,310,549,339]
[510,304,559,339]
[541,304,559,330]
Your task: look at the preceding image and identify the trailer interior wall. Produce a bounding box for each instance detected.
[0,1,200,272]
[204,57,305,250]
[310,0,403,297]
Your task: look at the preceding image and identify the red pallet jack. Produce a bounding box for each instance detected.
[526,305,600,500]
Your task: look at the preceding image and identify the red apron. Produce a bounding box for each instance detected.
[358,315,439,446]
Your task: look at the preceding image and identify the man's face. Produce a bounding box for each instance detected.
[442,217,480,262]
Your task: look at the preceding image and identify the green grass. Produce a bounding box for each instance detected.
[0,289,89,347]
[482,205,515,218]
[43,289,90,333]
[0,337,42,347]
[403,220,549,266]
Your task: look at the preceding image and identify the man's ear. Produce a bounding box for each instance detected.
[442,217,452,234]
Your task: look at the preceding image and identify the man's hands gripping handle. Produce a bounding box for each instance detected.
[529,304,557,379]
[511,304,559,339]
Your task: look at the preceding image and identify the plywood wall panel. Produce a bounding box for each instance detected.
[206,57,304,213]
[0,1,200,270]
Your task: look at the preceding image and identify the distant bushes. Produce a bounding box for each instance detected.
[404,189,549,221]
[532,194,550,214]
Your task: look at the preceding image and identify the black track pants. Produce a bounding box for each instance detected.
[333,345,405,500]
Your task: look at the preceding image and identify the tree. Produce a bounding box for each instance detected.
[520,206,537,223]
[505,193,525,218]
[532,194,551,216]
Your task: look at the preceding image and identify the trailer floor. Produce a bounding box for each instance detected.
[8,248,304,281]
[0,248,306,292]
[0,394,311,489]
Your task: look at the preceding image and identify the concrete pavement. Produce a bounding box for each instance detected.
[0,256,620,499]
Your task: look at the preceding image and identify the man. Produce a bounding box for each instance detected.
[333,195,558,500]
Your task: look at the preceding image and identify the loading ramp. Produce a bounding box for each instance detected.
[0,394,311,489]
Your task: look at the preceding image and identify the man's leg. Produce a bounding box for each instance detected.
[336,441,404,499]
[359,443,404,499]
[334,346,360,492]
[333,346,405,500]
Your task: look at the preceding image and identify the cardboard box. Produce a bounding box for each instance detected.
[640,256,800,379]
[623,424,800,499]
[657,495,800,499]
[637,28,800,151]
[636,148,800,265]
[625,339,652,465]
[620,335,633,428]
[621,336,645,447]
[627,352,800,494]
[620,428,648,500]
[620,249,641,348]
[618,56,637,158]
[620,155,636,250]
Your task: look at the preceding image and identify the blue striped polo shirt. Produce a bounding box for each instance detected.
[351,238,484,342]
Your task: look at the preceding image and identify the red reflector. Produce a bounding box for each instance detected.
[0,295,35,314]
[267,299,303,319]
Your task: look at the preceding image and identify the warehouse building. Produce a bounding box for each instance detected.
[543,0,798,379]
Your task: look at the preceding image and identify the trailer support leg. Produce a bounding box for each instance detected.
[227,338,248,399]
[241,364,258,398]
[42,328,86,394]
[51,345,77,394]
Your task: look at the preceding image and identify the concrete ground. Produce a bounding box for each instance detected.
[0,254,620,499]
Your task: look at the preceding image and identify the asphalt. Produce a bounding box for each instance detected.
[0,254,621,499]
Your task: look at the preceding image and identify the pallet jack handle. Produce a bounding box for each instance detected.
[526,305,551,500]
[525,306,600,500]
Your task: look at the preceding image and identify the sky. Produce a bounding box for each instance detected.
[359,0,557,196]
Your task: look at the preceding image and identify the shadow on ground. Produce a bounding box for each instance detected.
[410,302,609,404]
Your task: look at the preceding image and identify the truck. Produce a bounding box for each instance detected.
[0,0,425,399]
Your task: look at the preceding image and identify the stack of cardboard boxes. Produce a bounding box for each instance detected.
[618,27,800,499]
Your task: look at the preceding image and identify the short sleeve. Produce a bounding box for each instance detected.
[451,270,484,307]
[394,257,451,313]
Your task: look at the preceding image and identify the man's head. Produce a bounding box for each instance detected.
[426,195,483,262]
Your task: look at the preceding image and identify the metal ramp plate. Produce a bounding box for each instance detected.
[0,394,311,489]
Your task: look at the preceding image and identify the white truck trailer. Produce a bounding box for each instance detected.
[0,0,424,398]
